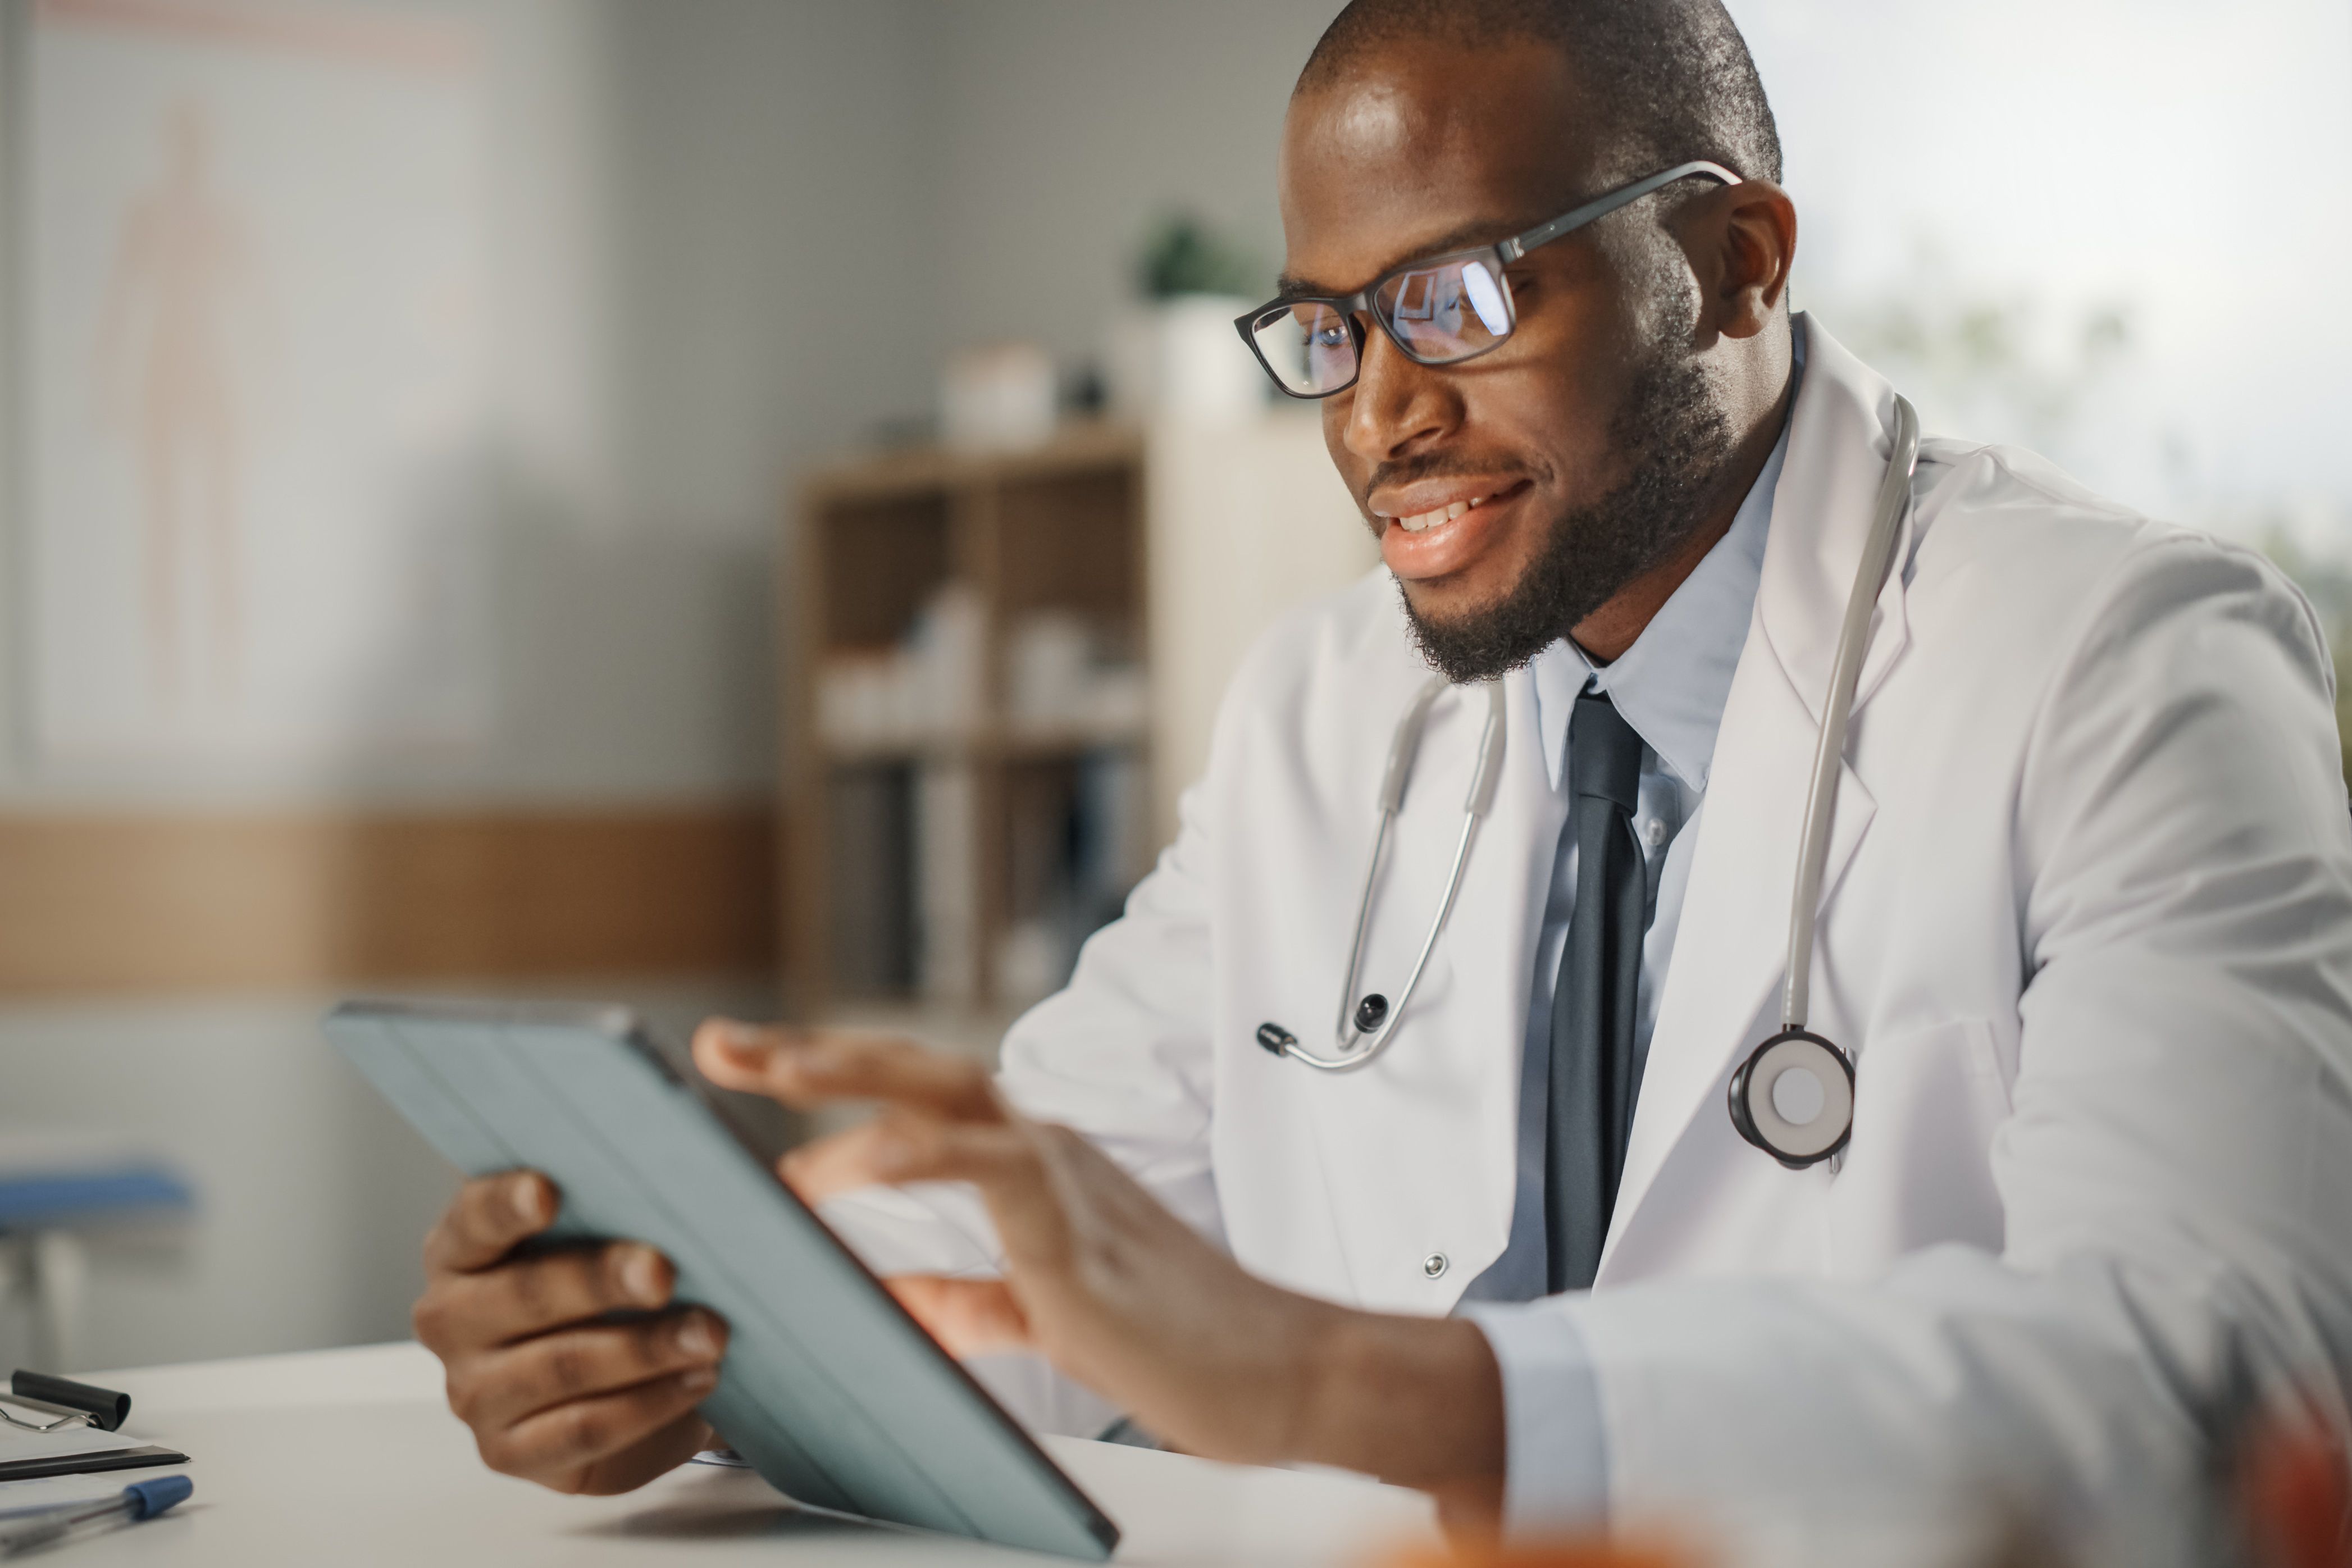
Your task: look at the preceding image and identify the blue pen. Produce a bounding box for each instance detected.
[0,1476,192,1556]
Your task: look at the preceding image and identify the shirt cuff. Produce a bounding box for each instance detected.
[1459,1300,1610,1533]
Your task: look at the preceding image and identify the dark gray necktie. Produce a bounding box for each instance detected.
[1546,689,1649,1292]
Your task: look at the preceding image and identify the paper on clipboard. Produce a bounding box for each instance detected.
[0,1421,143,1469]
[0,1398,184,1488]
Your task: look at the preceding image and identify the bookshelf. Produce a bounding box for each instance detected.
[785,423,1150,1019]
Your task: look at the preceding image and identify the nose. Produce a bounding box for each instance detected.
[1339,323,1459,464]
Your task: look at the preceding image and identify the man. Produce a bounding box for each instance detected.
[409,0,2352,1549]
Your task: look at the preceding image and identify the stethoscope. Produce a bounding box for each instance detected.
[1256,396,1922,1172]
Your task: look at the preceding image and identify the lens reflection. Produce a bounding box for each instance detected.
[1376,256,1512,362]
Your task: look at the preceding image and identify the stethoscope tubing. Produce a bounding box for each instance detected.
[1780,395,1919,1033]
[1279,677,1506,1072]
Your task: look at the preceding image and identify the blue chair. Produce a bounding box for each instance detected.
[0,1140,194,1371]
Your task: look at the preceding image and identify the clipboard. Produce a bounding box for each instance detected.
[0,1373,186,1483]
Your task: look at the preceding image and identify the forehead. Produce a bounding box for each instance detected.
[1278,42,1605,295]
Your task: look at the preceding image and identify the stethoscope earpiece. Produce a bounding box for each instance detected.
[1727,1028,1856,1169]
[1256,1022,1298,1056]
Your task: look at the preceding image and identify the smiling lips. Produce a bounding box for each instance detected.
[1368,477,1535,584]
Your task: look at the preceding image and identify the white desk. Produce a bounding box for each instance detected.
[30,1342,1439,1566]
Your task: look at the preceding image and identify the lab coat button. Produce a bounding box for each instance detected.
[1422,1252,1448,1279]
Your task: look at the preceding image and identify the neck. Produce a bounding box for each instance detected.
[1569,347,1796,665]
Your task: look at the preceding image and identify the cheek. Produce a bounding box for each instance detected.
[1491,277,1640,438]
[1456,353,1629,500]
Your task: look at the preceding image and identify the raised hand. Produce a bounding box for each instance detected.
[691,1018,1506,1516]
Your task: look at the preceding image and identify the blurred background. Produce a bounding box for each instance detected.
[0,0,2344,1374]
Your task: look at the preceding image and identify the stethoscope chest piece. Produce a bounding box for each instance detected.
[1727,1028,1854,1169]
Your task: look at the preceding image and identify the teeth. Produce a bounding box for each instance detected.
[1398,496,1487,533]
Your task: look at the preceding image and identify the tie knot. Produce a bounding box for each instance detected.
[1569,690,1643,812]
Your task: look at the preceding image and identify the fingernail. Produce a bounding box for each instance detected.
[509,1175,545,1225]
[673,1314,717,1360]
[679,1365,719,1394]
[619,1247,664,1305]
[721,1020,766,1055]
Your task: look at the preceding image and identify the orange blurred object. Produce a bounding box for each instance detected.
[2239,1414,2352,1568]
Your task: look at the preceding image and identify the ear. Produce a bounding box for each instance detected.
[1691,179,1797,341]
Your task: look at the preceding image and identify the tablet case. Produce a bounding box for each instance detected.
[326,999,1117,1560]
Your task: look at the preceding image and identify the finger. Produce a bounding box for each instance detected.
[694,1020,1000,1120]
[424,1171,559,1274]
[774,1119,900,1202]
[414,1240,674,1354]
[779,1110,1038,1200]
[484,1365,721,1490]
[452,1309,728,1432]
[886,1277,1033,1356]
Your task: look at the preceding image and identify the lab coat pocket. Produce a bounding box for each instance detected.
[1835,1017,2012,1267]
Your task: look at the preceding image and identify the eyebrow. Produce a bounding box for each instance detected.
[1274,216,1529,299]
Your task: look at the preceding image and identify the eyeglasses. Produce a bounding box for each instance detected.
[1234,159,1742,399]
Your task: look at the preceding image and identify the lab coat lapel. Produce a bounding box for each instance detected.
[1292,660,1553,1302]
[1598,320,1911,1273]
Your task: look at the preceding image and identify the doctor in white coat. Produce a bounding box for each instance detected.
[411,0,2352,1556]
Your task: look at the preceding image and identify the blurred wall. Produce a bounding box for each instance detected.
[0,0,949,809]
[926,0,1333,362]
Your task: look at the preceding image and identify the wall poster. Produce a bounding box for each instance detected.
[24,0,495,769]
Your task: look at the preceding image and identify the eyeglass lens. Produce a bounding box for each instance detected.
[1248,302,1359,396]
[1249,256,1514,396]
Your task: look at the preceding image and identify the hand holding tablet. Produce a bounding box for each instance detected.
[413,1167,728,1496]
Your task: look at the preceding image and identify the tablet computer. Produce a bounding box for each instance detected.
[326,997,1118,1560]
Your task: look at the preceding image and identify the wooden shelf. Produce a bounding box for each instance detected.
[804,421,1142,506]
[783,423,1150,1018]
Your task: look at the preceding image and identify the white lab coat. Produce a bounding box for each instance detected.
[830,320,2352,1557]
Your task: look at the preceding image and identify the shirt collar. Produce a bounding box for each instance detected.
[1531,389,1792,795]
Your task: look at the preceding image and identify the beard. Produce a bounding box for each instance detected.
[1398,344,1742,685]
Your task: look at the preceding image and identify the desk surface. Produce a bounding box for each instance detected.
[28,1343,1438,1566]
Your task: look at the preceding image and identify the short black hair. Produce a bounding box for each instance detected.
[1296,0,1784,188]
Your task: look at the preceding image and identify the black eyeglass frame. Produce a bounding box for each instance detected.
[1233,159,1744,399]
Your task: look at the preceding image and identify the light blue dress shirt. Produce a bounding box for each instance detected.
[1455,367,1793,1529]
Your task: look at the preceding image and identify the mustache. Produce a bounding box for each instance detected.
[1361,452,1543,498]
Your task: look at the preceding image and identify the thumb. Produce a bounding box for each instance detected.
[886,1276,1033,1356]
